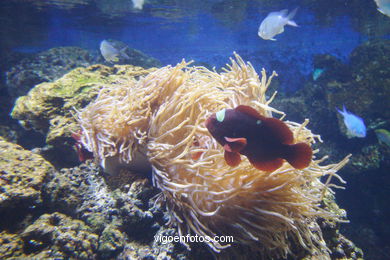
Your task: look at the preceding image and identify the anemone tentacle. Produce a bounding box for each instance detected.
[77,53,349,258]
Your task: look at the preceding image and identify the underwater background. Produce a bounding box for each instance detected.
[0,0,389,259]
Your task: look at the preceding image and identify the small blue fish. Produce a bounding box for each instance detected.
[375,129,390,147]
[337,105,366,138]
[312,68,325,81]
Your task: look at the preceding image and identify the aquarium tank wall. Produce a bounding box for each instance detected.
[0,0,389,259]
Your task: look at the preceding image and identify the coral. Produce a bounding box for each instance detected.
[0,137,54,210]
[77,54,350,258]
[349,145,383,172]
[21,212,99,259]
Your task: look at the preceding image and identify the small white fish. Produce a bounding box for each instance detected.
[374,0,390,17]
[258,8,298,41]
[100,40,129,63]
[132,0,144,10]
[337,105,367,138]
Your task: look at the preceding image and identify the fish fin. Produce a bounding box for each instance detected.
[120,47,130,59]
[284,143,312,169]
[224,137,247,152]
[287,20,298,27]
[336,106,345,116]
[263,117,294,144]
[248,157,283,172]
[235,105,266,120]
[270,38,277,41]
[279,9,289,16]
[191,151,203,161]
[342,104,348,113]
[286,8,298,27]
[378,8,386,15]
[287,8,298,20]
[224,151,241,167]
[223,143,232,152]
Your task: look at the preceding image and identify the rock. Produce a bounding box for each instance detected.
[40,160,197,258]
[21,212,99,259]
[11,64,156,166]
[6,47,100,98]
[0,231,24,258]
[0,125,18,143]
[0,137,54,211]
[328,39,390,125]
[42,160,160,235]
[25,0,90,10]
[97,225,125,258]
[118,227,191,260]
[275,40,390,173]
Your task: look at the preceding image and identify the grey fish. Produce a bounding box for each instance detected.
[100,40,130,63]
[258,8,298,41]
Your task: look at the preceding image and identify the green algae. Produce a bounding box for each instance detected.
[11,64,156,148]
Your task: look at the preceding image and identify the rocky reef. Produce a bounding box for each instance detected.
[272,39,390,259]
[273,39,390,172]
[6,47,100,99]
[10,64,156,167]
[100,39,162,68]
[0,137,53,214]
[0,132,363,259]
[0,137,192,259]
[4,52,366,258]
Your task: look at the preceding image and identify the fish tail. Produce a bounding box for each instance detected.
[286,8,298,27]
[283,143,312,169]
[336,106,345,116]
[120,47,130,59]
[342,104,347,113]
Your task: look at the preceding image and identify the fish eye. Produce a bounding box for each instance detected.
[216,109,226,122]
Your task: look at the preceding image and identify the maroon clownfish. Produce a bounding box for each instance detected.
[205,105,312,172]
[72,131,94,162]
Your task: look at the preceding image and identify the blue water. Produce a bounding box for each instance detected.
[2,1,390,259]
[11,2,376,92]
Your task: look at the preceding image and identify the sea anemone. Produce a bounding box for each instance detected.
[77,53,349,258]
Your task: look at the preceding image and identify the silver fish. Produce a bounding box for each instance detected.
[132,0,144,10]
[374,0,390,17]
[337,105,367,138]
[100,40,129,63]
[258,8,298,41]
